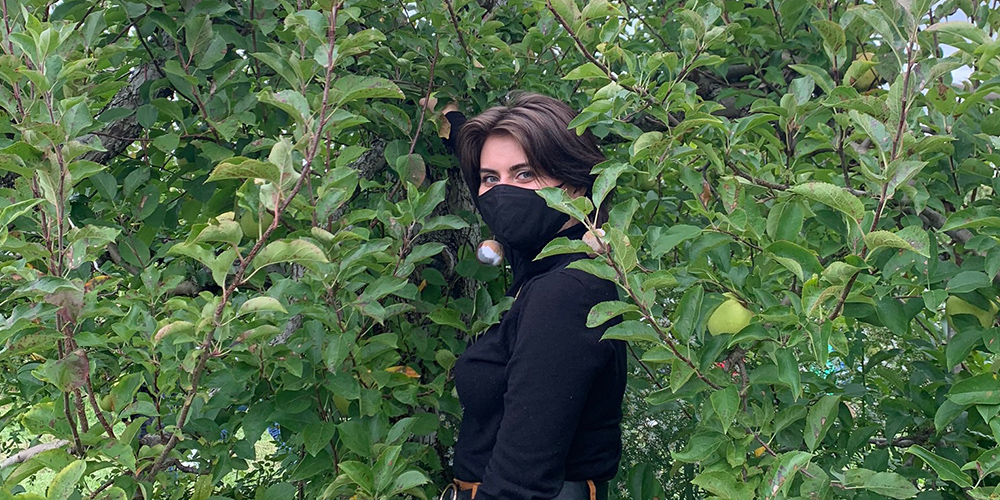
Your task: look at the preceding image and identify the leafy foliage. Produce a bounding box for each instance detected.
[0,0,999,499]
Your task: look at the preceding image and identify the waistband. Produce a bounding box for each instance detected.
[443,478,607,500]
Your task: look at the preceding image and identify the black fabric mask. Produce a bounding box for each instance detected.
[477,184,570,256]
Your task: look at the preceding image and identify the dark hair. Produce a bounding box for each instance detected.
[455,92,608,220]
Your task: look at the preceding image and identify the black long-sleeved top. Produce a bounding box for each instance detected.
[452,224,627,500]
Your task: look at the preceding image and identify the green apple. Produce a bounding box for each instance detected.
[707,297,753,336]
[852,52,879,91]
[239,210,274,239]
[946,296,998,329]
[99,394,113,412]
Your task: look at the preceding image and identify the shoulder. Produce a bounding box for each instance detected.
[520,265,618,311]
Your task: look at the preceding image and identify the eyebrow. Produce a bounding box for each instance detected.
[480,163,532,176]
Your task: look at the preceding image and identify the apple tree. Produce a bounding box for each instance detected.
[0,0,998,499]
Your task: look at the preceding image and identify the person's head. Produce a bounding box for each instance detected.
[455,92,607,216]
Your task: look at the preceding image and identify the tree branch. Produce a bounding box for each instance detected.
[1,440,71,467]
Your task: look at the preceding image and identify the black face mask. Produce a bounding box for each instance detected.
[477,184,570,256]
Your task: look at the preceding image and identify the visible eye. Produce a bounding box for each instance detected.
[481,174,499,185]
[515,170,534,180]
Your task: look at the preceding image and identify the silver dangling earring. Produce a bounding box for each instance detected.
[476,240,504,266]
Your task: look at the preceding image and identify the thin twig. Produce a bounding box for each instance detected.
[618,0,668,47]
[443,0,473,62]
[86,378,116,439]
[408,35,440,158]
[628,343,663,390]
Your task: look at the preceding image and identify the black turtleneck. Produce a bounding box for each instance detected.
[452,223,627,500]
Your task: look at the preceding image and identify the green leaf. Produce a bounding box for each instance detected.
[691,470,755,499]
[926,20,987,44]
[947,373,1000,405]
[672,431,725,462]
[151,132,179,152]
[672,285,703,341]
[865,230,923,258]
[535,237,593,260]
[194,219,242,247]
[875,296,908,335]
[789,182,865,222]
[427,308,467,332]
[0,198,42,227]
[767,240,823,281]
[775,348,802,400]
[601,320,659,343]
[813,19,845,52]
[789,63,835,94]
[154,321,196,344]
[337,28,387,58]
[947,271,992,294]
[330,75,403,106]
[562,62,609,80]
[587,300,637,327]
[934,399,968,432]
[184,15,213,57]
[303,421,337,457]
[710,385,739,434]
[37,350,89,392]
[46,460,86,500]
[804,395,839,451]
[942,207,1000,232]
[766,202,804,241]
[238,297,288,316]
[649,224,702,258]
[208,157,281,184]
[257,89,311,124]
[536,186,593,221]
[945,326,982,370]
[252,239,328,272]
[420,215,468,233]
[566,259,617,281]
[258,483,296,500]
[764,451,812,499]
[967,446,1000,478]
[592,163,629,210]
[885,160,927,199]
[904,445,974,488]
[337,461,374,492]
[167,242,230,287]
[92,487,127,500]
[845,469,920,499]
[211,248,237,288]
[607,227,637,272]
[849,110,892,154]
[390,470,429,495]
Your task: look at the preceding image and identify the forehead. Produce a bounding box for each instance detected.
[479,133,528,171]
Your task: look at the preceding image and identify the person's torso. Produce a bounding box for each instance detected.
[451,261,627,485]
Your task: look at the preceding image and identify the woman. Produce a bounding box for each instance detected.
[441,93,627,500]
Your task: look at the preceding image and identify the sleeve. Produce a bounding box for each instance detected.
[442,110,467,153]
[476,273,616,500]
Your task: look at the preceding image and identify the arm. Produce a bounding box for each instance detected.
[442,106,465,152]
[417,97,465,152]
[476,273,616,500]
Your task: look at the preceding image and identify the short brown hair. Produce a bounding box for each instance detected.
[455,92,607,216]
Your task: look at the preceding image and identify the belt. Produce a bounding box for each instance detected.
[440,478,607,500]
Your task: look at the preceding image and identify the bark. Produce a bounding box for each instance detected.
[79,60,169,165]
[423,165,479,301]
